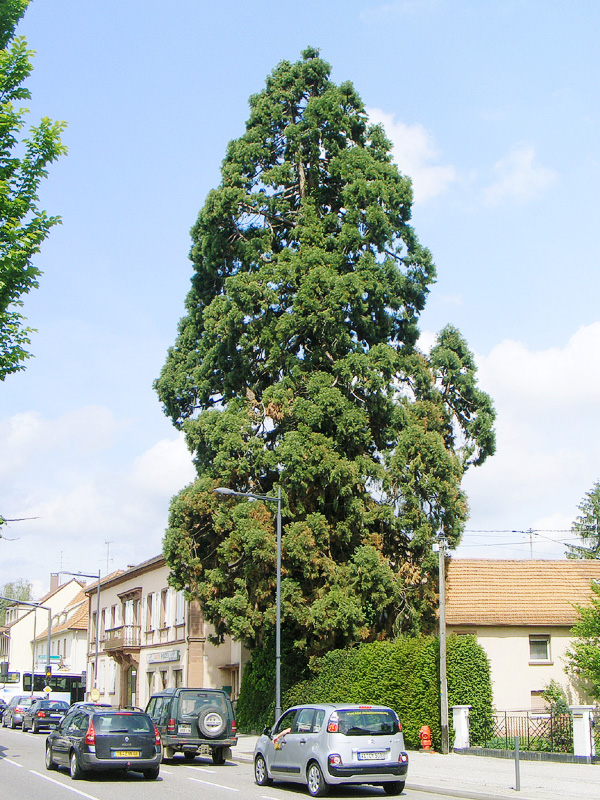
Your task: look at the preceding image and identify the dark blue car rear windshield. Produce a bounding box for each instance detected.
[94,714,154,734]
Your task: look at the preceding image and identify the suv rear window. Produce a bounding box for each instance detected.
[94,713,154,734]
[334,709,399,736]
[178,691,227,716]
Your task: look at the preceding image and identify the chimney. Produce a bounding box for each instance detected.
[50,573,59,593]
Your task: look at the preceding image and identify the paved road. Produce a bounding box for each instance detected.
[0,725,462,800]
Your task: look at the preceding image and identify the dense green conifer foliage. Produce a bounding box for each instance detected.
[156,49,495,656]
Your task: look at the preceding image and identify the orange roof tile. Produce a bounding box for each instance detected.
[36,600,89,639]
[446,559,600,627]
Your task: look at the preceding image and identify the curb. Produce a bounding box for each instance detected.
[233,753,536,800]
[408,784,537,800]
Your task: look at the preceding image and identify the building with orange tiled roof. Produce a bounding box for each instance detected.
[446,559,600,711]
[34,587,90,680]
[0,577,85,704]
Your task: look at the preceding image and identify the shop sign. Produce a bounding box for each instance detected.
[148,650,180,664]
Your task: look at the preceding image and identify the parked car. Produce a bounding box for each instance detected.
[145,687,237,764]
[2,695,43,729]
[22,699,70,733]
[67,701,113,711]
[253,703,409,797]
[45,706,162,780]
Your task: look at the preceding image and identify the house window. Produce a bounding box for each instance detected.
[146,594,153,631]
[175,591,185,626]
[529,635,551,663]
[159,588,170,628]
[531,691,548,712]
[174,669,183,688]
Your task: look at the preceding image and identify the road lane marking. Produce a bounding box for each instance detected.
[3,758,23,767]
[184,765,217,773]
[188,776,239,791]
[30,770,102,800]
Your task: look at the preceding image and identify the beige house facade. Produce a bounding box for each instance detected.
[85,555,249,709]
[446,559,600,711]
[34,587,90,680]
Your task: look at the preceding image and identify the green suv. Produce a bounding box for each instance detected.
[145,687,237,764]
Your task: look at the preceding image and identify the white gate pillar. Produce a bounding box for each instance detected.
[452,705,472,750]
[569,705,595,758]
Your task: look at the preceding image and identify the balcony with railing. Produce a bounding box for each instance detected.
[103,625,141,652]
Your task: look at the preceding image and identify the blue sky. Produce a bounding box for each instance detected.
[2,0,600,595]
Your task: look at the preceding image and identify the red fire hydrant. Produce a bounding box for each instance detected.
[419,725,433,751]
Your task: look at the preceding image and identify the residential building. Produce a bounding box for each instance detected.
[34,587,90,676]
[85,555,249,708]
[0,577,85,702]
[446,559,600,711]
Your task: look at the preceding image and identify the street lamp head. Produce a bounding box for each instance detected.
[214,487,236,495]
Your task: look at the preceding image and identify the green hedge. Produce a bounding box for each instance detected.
[237,634,493,750]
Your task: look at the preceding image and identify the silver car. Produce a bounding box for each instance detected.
[253,703,408,797]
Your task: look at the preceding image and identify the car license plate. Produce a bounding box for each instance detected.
[178,724,191,734]
[113,750,141,758]
[358,751,386,761]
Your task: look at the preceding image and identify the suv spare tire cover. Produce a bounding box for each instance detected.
[197,707,226,738]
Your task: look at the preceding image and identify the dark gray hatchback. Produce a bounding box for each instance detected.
[146,687,237,764]
[45,706,162,780]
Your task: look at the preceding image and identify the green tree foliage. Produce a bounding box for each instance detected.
[565,580,600,699]
[541,679,570,715]
[156,48,495,657]
[238,636,493,749]
[0,0,67,380]
[566,480,600,559]
[0,577,32,625]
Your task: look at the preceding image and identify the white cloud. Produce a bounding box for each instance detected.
[0,409,195,595]
[0,406,124,480]
[457,322,600,559]
[367,108,457,203]
[483,144,557,206]
[477,322,600,408]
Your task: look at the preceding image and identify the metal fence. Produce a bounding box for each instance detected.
[483,711,573,753]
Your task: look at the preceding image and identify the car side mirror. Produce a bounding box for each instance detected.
[263,726,271,737]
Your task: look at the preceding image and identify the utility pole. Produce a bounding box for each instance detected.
[438,531,449,754]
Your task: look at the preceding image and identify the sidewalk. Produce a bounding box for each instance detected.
[234,735,598,800]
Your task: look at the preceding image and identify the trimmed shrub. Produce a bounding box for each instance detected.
[237,635,493,749]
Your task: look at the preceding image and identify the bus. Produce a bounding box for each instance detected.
[0,670,85,705]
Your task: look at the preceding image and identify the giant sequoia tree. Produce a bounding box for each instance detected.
[156,49,495,657]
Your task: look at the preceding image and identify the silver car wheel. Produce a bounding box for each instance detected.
[254,753,271,786]
[307,761,329,797]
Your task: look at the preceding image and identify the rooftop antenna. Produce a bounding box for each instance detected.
[105,540,114,575]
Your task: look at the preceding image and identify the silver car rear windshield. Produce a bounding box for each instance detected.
[330,709,400,736]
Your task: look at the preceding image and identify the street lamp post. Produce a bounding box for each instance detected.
[59,570,102,693]
[0,596,51,693]
[437,532,449,754]
[215,486,282,721]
